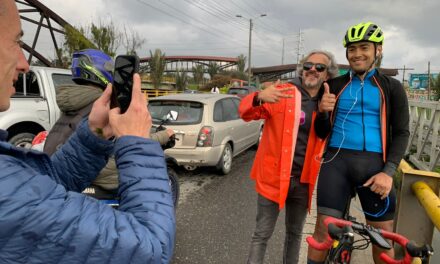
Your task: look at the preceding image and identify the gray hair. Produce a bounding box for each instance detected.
[297,50,339,79]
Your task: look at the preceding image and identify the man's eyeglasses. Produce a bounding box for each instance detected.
[303,62,328,72]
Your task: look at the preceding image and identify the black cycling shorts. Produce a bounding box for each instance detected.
[317,148,396,222]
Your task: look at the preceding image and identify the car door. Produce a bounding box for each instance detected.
[221,98,250,154]
[11,71,51,129]
[231,97,261,149]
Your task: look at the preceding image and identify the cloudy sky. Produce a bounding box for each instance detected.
[21,0,440,80]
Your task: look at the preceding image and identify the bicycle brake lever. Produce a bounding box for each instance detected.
[365,227,392,250]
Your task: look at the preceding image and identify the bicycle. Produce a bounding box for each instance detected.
[306,216,433,264]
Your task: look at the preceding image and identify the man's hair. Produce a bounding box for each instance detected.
[297,50,339,79]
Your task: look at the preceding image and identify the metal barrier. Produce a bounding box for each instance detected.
[395,160,440,263]
[143,89,182,98]
[407,100,440,171]
[412,181,440,231]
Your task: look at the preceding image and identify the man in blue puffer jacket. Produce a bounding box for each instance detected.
[0,1,175,263]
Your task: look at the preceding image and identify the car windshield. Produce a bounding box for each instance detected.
[148,100,203,125]
[228,88,249,95]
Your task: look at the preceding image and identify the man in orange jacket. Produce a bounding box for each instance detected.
[239,50,339,264]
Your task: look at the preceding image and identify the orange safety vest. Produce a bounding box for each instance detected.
[239,83,326,210]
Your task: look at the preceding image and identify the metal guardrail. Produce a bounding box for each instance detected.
[407,100,440,171]
[143,89,182,98]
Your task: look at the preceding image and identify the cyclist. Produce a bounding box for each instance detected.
[44,49,174,194]
[307,22,409,264]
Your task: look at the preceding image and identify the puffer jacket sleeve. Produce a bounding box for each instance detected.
[0,134,175,264]
[50,119,114,192]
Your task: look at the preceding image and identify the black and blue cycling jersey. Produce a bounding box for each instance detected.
[329,69,382,153]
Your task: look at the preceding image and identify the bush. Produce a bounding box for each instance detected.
[203,75,233,92]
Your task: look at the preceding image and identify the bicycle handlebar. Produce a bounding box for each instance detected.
[306,216,432,264]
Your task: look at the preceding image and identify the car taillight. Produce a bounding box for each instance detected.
[197,126,213,147]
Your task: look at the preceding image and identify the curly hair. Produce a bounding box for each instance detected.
[297,50,339,79]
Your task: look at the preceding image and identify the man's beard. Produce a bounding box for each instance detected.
[304,78,323,90]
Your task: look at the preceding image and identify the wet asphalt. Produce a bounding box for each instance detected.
[171,148,373,264]
[171,149,286,264]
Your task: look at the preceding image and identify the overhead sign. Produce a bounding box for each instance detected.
[409,73,439,90]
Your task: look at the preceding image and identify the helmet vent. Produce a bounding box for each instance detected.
[351,28,356,37]
[357,26,365,37]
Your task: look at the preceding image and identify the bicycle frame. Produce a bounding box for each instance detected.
[326,224,355,264]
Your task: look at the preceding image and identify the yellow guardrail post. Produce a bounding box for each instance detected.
[395,160,440,263]
[412,181,440,231]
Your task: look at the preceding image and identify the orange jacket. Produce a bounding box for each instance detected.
[239,83,325,210]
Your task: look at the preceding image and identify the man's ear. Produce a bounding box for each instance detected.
[376,45,383,57]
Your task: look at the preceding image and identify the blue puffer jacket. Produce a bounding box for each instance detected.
[0,120,175,264]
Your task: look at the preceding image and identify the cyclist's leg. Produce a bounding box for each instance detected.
[247,194,280,264]
[308,148,352,263]
[284,177,308,264]
[352,151,397,264]
[367,219,394,264]
[362,189,396,264]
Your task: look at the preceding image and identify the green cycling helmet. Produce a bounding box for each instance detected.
[343,22,384,47]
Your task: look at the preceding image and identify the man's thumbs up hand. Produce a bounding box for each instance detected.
[318,82,336,113]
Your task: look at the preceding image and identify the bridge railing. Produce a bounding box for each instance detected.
[395,160,440,263]
[406,100,440,171]
[143,89,182,98]
[412,180,440,231]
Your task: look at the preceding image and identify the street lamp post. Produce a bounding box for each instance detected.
[236,14,266,86]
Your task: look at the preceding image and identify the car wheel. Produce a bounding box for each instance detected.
[183,165,198,171]
[167,166,180,209]
[216,143,232,175]
[9,132,35,149]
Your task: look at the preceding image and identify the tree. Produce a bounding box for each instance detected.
[122,25,146,56]
[62,25,97,62]
[207,62,220,80]
[432,74,440,100]
[192,64,205,87]
[148,49,166,89]
[203,75,232,91]
[60,19,122,66]
[89,20,120,57]
[237,54,246,73]
[175,69,188,91]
